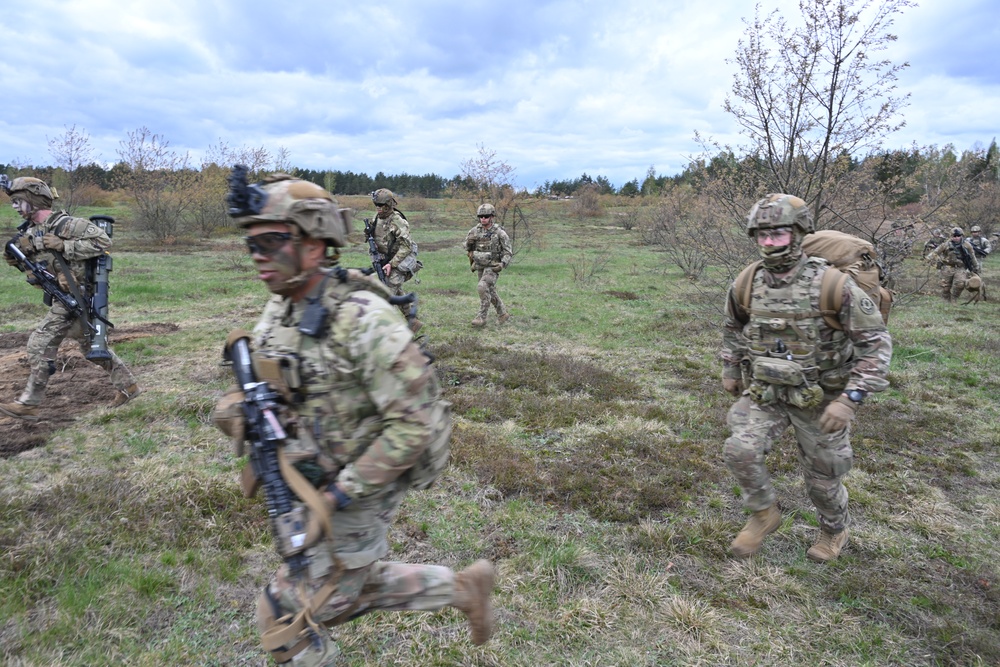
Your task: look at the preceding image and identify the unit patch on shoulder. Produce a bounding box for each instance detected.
[859,296,876,315]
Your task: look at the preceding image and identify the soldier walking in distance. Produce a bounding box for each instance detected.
[213,170,494,667]
[368,188,422,332]
[464,203,512,327]
[0,176,139,421]
[967,225,992,260]
[922,228,945,256]
[721,194,892,563]
[926,227,980,302]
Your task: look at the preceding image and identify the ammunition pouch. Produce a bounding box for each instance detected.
[472,251,494,268]
[396,250,422,278]
[748,356,824,409]
[251,351,299,403]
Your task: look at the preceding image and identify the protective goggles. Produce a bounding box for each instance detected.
[244,232,293,256]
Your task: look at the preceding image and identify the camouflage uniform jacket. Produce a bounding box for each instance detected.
[20,211,110,289]
[721,256,891,399]
[251,268,441,567]
[464,223,512,269]
[927,239,980,272]
[372,211,413,269]
[968,235,992,258]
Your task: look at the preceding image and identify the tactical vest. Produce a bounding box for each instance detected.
[470,227,503,267]
[740,258,854,407]
[252,268,449,488]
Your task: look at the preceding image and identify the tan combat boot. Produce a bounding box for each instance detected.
[497,312,510,324]
[730,505,781,558]
[112,384,142,407]
[451,560,495,645]
[807,528,849,563]
[471,315,486,327]
[0,401,40,422]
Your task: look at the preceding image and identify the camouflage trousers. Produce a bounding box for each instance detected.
[257,557,456,666]
[385,269,413,320]
[19,302,136,406]
[724,394,853,533]
[474,267,506,319]
[938,265,971,301]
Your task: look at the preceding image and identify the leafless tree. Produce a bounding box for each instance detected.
[116,127,196,240]
[712,0,914,225]
[459,144,533,258]
[47,125,96,214]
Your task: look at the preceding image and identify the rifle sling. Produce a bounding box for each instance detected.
[259,449,343,661]
[50,251,91,329]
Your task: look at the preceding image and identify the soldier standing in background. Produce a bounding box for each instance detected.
[922,228,945,257]
[464,203,512,327]
[720,194,892,563]
[1,176,139,421]
[967,225,992,260]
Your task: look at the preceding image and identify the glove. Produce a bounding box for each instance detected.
[42,234,65,252]
[491,262,503,272]
[4,254,18,266]
[722,378,744,397]
[16,234,34,253]
[324,483,352,510]
[819,395,856,434]
[211,389,246,455]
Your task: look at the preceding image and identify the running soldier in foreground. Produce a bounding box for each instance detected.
[213,169,494,666]
[0,176,139,420]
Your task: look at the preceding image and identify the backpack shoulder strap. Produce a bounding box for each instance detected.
[819,266,849,331]
[732,261,762,321]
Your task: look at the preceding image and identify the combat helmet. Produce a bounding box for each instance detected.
[6,176,57,209]
[227,168,350,247]
[477,203,496,218]
[745,194,813,237]
[371,188,397,207]
[970,225,982,233]
[951,227,964,237]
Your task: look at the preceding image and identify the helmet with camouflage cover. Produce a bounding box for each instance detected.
[371,188,397,207]
[951,227,964,237]
[932,228,943,237]
[477,203,496,218]
[970,225,982,233]
[228,171,349,247]
[7,176,57,209]
[745,194,813,237]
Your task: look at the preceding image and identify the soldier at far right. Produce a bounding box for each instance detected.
[926,227,980,302]
[967,225,992,261]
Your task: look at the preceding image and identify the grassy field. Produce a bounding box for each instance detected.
[0,198,998,666]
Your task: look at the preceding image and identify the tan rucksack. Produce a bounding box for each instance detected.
[734,230,892,329]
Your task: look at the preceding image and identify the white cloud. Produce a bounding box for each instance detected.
[1,0,996,189]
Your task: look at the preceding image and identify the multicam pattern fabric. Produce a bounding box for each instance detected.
[464,223,512,320]
[249,267,456,664]
[15,212,135,405]
[721,256,892,533]
[968,234,992,258]
[926,239,980,300]
[373,211,416,295]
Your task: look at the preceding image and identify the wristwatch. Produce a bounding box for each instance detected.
[843,389,866,405]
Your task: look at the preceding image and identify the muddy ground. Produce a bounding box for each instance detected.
[0,323,178,457]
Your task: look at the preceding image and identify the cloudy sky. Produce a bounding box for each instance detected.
[1,0,997,190]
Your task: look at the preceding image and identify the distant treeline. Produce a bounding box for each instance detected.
[3,139,998,204]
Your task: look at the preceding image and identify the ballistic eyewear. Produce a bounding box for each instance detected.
[244,231,293,256]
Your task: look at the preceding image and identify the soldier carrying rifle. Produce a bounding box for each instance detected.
[0,175,139,421]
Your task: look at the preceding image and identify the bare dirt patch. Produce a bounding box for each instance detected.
[0,323,179,457]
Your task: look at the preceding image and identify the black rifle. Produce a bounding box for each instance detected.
[955,241,978,274]
[5,240,91,322]
[363,218,388,284]
[224,332,310,576]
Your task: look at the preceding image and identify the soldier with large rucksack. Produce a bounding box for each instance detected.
[0,175,139,421]
[720,194,892,565]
